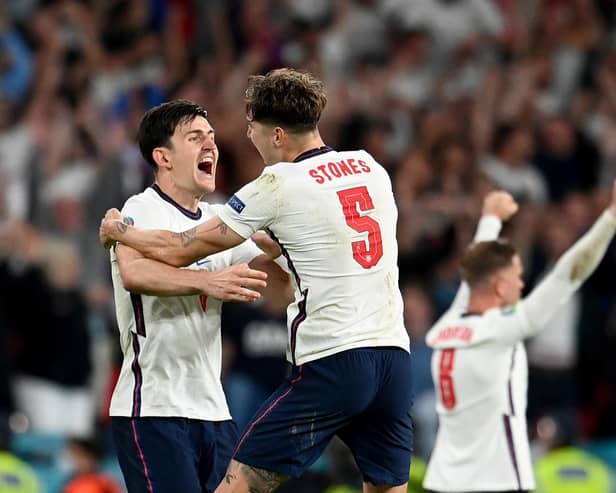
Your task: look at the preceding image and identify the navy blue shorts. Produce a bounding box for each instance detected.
[112,417,238,493]
[234,347,414,486]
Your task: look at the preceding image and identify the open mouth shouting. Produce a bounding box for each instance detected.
[197,156,215,176]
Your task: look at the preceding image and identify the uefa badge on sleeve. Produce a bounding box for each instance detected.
[227,195,246,214]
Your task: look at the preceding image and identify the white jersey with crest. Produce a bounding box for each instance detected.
[216,147,409,366]
[424,211,616,492]
[109,185,263,420]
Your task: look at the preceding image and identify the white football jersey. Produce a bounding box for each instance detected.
[109,185,263,420]
[217,147,409,366]
[424,211,616,492]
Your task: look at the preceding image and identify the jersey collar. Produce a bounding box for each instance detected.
[292,146,334,163]
[150,184,203,220]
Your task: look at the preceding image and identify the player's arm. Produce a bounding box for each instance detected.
[101,210,244,267]
[448,191,518,311]
[517,181,616,336]
[115,244,267,301]
[247,231,294,308]
[248,254,294,309]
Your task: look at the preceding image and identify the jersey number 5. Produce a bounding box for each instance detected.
[438,349,457,410]
[337,186,383,269]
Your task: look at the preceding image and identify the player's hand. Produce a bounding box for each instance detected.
[610,180,616,218]
[251,231,282,259]
[199,263,267,302]
[99,208,128,249]
[482,191,518,222]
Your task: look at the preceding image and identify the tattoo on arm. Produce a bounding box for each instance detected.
[174,226,198,247]
[240,464,288,493]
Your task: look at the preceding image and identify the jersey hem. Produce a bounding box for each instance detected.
[291,338,409,366]
[109,411,233,421]
[109,408,232,421]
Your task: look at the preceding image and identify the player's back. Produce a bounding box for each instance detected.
[424,308,534,491]
[224,148,408,366]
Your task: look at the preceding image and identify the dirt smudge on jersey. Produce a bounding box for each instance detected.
[570,229,612,281]
[249,172,282,199]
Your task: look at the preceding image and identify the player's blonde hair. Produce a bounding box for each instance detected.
[460,239,517,289]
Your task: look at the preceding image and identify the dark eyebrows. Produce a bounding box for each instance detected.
[184,128,215,137]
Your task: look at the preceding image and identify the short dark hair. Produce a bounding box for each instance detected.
[245,68,327,133]
[492,122,525,155]
[460,239,517,288]
[137,100,208,170]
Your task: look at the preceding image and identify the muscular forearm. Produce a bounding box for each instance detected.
[118,255,206,296]
[523,210,616,331]
[249,254,294,309]
[112,216,241,267]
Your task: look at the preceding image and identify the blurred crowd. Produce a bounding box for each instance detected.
[1,0,616,491]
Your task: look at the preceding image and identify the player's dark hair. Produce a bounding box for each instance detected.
[460,239,517,288]
[137,100,208,171]
[245,68,327,133]
[492,122,523,155]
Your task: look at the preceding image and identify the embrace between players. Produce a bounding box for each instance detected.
[98,68,616,493]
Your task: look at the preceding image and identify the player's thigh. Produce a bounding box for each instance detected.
[234,358,369,479]
[200,420,240,493]
[338,348,414,487]
[111,417,201,493]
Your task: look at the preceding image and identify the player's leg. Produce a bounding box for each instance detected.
[337,348,414,493]
[215,355,371,493]
[111,416,202,492]
[200,419,241,493]
[216,458,289,493]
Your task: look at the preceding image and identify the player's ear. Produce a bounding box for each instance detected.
[273,126,286,148]
[493,275,505,299]
[152,147,172,170]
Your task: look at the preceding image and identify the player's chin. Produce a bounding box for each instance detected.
[196,175,216,194]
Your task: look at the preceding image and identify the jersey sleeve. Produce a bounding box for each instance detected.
[111,195,163,262]
[216,170,280,239]
[230,239,265,265]
[207,203,268,264]
[476,305,534,346]
[121,196,163,230]
[517,210,616,334]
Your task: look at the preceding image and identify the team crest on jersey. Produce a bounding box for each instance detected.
[227,195,246,214]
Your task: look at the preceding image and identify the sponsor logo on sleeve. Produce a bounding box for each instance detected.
[227,195,246,214]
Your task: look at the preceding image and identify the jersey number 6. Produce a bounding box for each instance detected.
[438,348,457,410]
[337,186,383,269]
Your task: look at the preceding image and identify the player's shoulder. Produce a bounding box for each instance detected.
[244,164,289,192]
[206,202,226,218]
[121,187,158,212]
[426,311,480,348]
[120,187,171,228]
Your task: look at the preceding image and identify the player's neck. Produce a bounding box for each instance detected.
[466,292,500,315]
[284,132,326,163]
[154,179,202,212]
